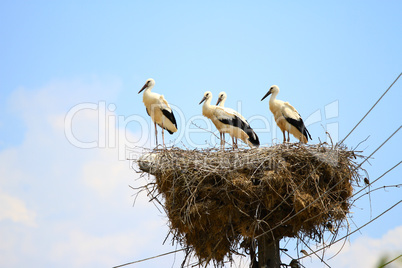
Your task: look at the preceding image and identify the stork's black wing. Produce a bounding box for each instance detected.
[161,109,177,134]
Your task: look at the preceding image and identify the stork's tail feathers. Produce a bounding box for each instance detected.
[246,128,260,147]
[298,126,311,144]
[299,123,311,142]
[160,109,178,134]
[283,114,311,143]
[165,127,174,135]
[304,126,312,141]
[235,116,260,148]
[220,115,260,148]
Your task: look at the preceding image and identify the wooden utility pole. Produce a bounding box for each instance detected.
[257,236,280,268]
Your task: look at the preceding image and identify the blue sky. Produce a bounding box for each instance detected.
[0,1,401,267]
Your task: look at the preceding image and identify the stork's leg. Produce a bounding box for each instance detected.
[221,132,225,149]
[222,133,225,149]
[282,131,286,143]
[232,136,238,149]
[154,122,158,146]
[162,128,165,147]
[287,132,290,143]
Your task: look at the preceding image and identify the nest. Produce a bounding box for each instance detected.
[137,143,362,265]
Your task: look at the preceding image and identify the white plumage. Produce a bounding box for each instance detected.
[138,78,177,146]
[216,92,247,122]
[261,85,311,143]
[216,91,252,148]
[200,91,259,149]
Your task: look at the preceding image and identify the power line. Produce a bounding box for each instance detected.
[339,72,402,144]
[281,250,307,268]
[378,254,402,268]
[297,200,402,261]
[357,125,401,168]
[113,248,187,268]
[351,161,401,202]
[354,184,402,203]
[296,234,331,268]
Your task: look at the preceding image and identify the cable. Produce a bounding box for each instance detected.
[354,184,402,203]
[378,254,402,268]
[350,161,401,201]
[281,250,307,268]
[113,248,187,268]
[340,72,402,144]
[357,125,401,168]
[297,200,402,261]
[296,234,331,268]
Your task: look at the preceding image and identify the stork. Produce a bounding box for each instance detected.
[200,91,259,149]
[138,78,177,146]
[216,91,248,148]
[261,85,311,143]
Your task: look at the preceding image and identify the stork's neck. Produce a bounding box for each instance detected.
[142,86,154,99]
[202,97,213,116]
[220,98,226,107]
[145,85,153,93]
[203,97,212,108]
[269,91,279,104]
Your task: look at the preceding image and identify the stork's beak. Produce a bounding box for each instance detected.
[138,83,148,94]
[261,89,272,101]
[199,96,206,105]
[216,96,222,106]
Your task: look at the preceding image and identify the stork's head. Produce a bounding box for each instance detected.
[199,91,212,105]
[261,85,279,101]
[216,91,227,106]
[138,78,155,94]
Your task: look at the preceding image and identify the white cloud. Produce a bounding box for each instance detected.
[50,225,161,267]
[302,225,402,268]
[335,225,402,267]
[0,192,36,226]
[0,77,169,268]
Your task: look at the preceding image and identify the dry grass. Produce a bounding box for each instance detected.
[137,143,363,265]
